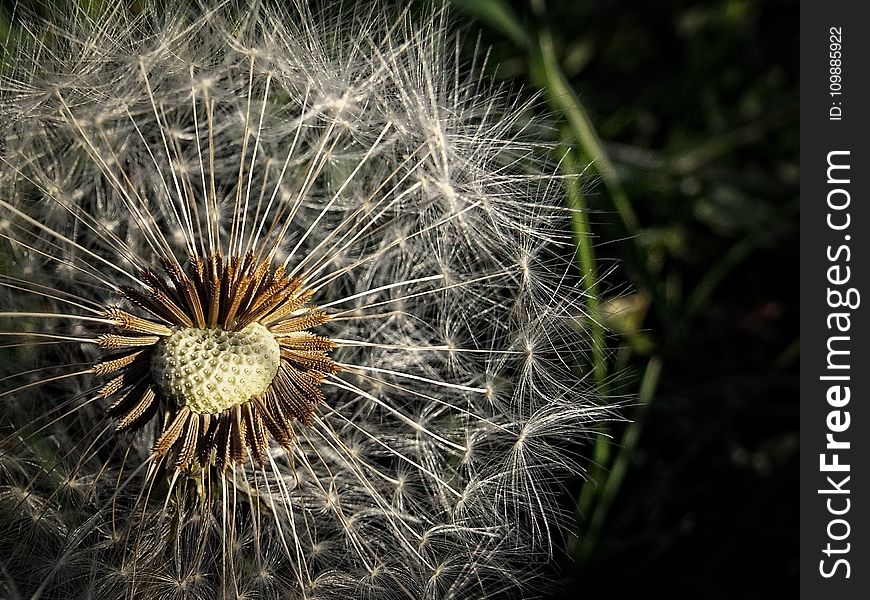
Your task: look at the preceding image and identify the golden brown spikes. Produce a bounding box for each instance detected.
[261,288,315,325]
[294,370,328,402]
[96,334,160,349]
[106,383,144,416]
[272,368,319,425]
[245,272,298,315]
[115,386,157,431]
[124,272,193,327]
[231,405,247,464]
[246,259,273,305]
[292,378,326,426]
[154,406,191,457]
[280,348,341,374]
[222,267,257,329]
[219,258,240,326]
[244,403,268,466]
[278,332,338,352]
[227,255,242,284]
[255,395,294,448]
[140,269,164,291]
[104,308,173,336]
[159,258,188,291]
[212,415,231,470]
[95,252,337,472]
[96,372,128,398]
[306,370,327,384]
[206,277,221,328]
[92,350,146,375]
[161,258,206,328]
[283,395,316,426]
[151,288,194,327]
[264,391,297,439]
[189,254,205,286]
[209,253,224,278]
[240,254,254,279]
[120,286,177,323]
[205,254,223,327]
[182,278,207,328]
[232,256,269,317]
[269,311,331,334]
[235,280,302,330]
[176,415,200,471]
[197,413,214,466]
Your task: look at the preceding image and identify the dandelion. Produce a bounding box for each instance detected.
[0,2,609,598]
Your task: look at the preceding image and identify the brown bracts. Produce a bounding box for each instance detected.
[93,253,338,471]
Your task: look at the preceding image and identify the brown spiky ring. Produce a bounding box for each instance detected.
[92,253,338,471]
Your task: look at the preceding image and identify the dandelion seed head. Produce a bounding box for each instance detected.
[0,1,614,597]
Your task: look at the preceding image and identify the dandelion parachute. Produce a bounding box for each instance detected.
[0,2,609,598]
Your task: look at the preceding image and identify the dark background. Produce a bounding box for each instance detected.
[447,1,798,597]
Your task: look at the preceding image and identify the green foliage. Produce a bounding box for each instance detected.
[453,0,798,596]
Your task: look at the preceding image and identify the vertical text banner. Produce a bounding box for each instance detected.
[801,2,870,598]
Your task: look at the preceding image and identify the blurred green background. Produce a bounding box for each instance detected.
[1,0,799,597]
[449,0,798,597]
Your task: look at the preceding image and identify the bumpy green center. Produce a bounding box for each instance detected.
[151,323,281,414]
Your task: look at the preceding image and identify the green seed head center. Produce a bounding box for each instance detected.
[151,323,280,414]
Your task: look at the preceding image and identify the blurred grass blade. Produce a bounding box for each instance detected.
[574,356,662,564]
[449,0,531,48]
[561,146,606,386]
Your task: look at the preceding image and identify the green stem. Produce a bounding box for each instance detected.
[450,0,531,49]
[532,29,674,331]
[561,147,612,552]
[536,32,638,234]
[561,147,606,387]
[575,356,662,564]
